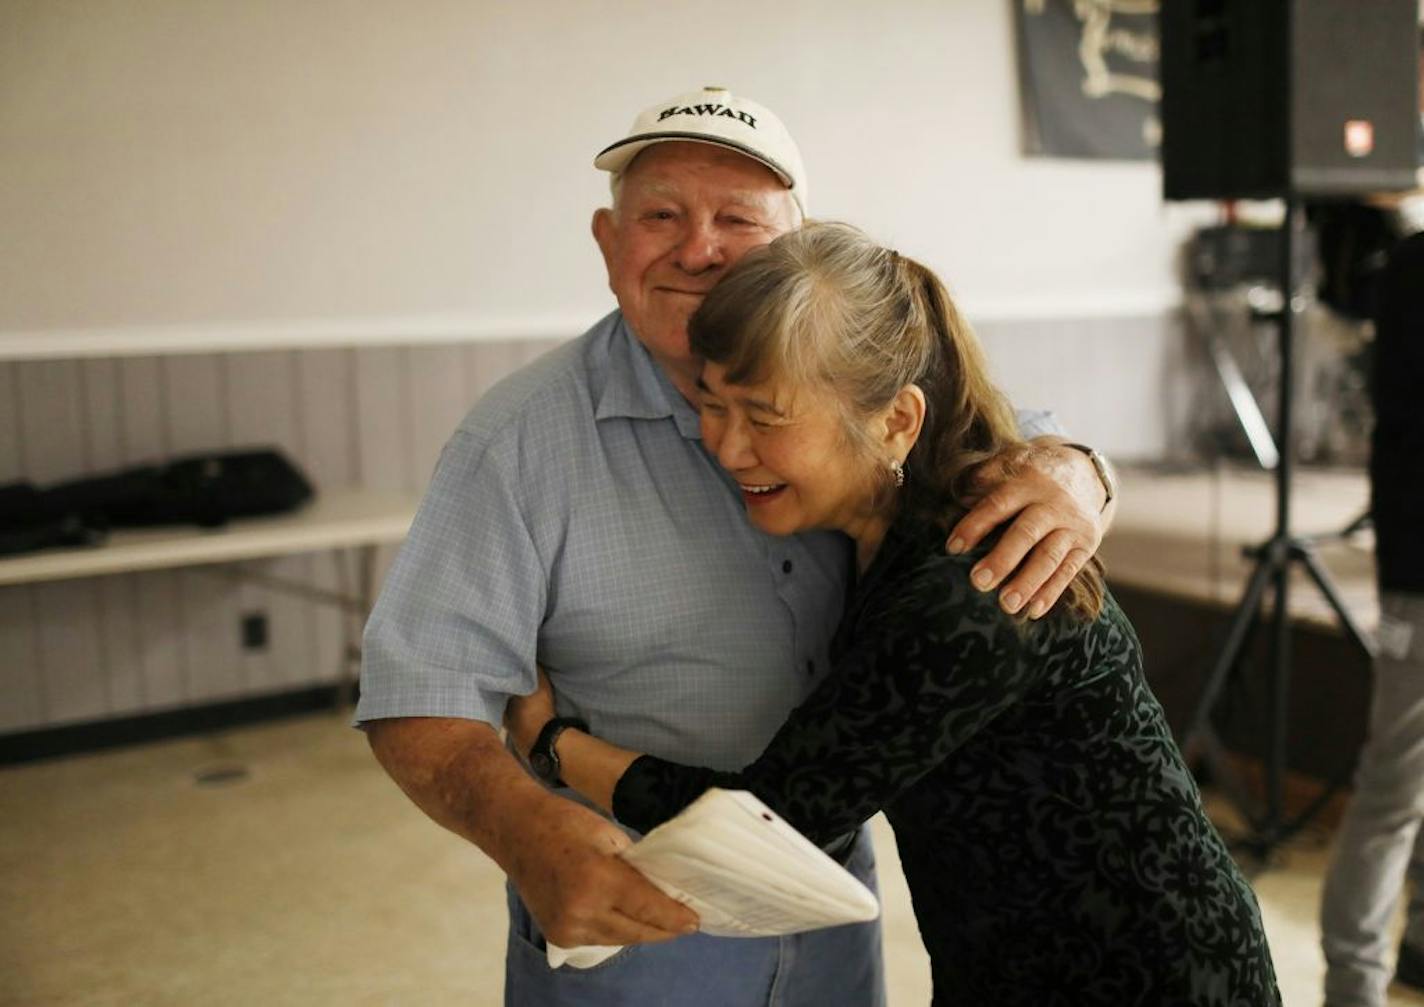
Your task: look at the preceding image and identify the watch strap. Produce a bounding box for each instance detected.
[1064,442,1115,511]
[528,716,588,788]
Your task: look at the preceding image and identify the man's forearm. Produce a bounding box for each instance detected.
[366,716,553,873]
[367,714,701,946]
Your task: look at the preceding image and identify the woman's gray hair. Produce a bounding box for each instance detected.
[689,222,937,456]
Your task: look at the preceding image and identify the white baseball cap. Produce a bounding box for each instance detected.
[594,86,808,216]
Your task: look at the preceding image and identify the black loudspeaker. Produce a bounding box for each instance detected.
[1161,0,1420,200]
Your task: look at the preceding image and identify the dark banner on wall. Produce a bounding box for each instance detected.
[1014,0,1160,161]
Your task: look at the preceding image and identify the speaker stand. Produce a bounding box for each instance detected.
[1183,198,1376,864]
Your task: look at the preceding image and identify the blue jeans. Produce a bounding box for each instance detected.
[504,823,886,1007]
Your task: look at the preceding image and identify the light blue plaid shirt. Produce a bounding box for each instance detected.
[357,310,1059,770]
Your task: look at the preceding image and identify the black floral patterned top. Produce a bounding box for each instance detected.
[612,515,1281,1005]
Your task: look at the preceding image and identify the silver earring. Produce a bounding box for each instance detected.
[890,459,905,488]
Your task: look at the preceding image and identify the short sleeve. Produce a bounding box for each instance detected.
[355,425,548,728]
[1015,408,1065,440]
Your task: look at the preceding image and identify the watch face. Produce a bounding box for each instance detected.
[530,752,555,782]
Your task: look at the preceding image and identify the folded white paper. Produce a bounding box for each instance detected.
[547,788,880,969]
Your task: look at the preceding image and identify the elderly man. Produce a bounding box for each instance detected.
[358,87,1116,1006]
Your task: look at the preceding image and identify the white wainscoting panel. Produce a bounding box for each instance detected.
[978,313,1189,459]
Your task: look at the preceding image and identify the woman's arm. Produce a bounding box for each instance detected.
[550,730,641,815]
[616,555,1063,845]
[618,631,1020,840]
[505,670,758,831]
[512,555,1075,846]
[504,668,644,815]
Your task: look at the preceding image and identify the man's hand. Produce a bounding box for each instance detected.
[946,439,1113,618]
[509,796,700,949]
[366,717,698,949]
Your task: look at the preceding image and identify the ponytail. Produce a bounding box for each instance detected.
[898,259,1106,622]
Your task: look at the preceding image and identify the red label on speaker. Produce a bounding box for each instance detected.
[1344,120,1374,158]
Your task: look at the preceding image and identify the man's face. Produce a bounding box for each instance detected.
[592,142,800,395]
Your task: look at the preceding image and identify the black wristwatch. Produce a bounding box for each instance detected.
[528,717,588,788]
[1065,442,1116,512]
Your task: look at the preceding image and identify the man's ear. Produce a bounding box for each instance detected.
[591,208,616,278]
[883,384,927,460]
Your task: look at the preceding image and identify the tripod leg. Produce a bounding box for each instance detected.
[1266,557,1293,836]
[1187,555,1277,737]
[1185,554,1279,838]
[1340,509,1371,538]
[1242,542,1381,846]
[1296,544,1377,658]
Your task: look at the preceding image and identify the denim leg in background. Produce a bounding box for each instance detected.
[1320,592,1424,1007]
[1404,829,1424,955]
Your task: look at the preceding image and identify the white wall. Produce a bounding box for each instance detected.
[0,0,1204,342]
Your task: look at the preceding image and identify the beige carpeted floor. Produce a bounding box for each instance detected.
[3,713,1423,1006]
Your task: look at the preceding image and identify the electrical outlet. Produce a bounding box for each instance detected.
[240,612,269,651]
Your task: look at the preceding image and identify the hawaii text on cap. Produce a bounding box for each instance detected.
[594,86,808,216]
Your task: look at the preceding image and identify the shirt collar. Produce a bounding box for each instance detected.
[594,313,703,440]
